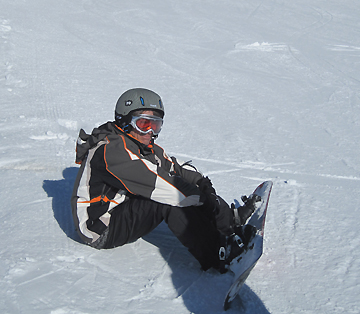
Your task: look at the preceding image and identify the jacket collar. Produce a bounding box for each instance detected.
[114,122,154,155]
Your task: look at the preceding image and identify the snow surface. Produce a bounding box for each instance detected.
[1,0,360,313]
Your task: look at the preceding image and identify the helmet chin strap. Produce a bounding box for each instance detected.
[123,124,131,133]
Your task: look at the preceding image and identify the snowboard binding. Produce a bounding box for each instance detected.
[232,194,262,227]
[218,224,257,273]
[218,194,262,273]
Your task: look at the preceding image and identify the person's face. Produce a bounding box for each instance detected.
[129,110,158,146]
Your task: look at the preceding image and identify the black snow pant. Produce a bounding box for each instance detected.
[101,196,233,271]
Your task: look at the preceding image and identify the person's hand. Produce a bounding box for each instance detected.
[197,177,221,212]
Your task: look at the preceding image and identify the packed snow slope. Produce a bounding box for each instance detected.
[1,0,360,313]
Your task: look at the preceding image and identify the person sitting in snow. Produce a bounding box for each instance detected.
[71,88,258,272]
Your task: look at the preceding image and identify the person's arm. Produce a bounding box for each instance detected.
[93,136,202,207]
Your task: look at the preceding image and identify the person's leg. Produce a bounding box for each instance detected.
[104,196,223,271]
[163,205,222,271]
[201,194,234,236]
[104,196,165,248]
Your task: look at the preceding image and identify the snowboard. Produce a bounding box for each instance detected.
[224,180,273,310]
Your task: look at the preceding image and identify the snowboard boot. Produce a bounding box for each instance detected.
[232,194,262,227]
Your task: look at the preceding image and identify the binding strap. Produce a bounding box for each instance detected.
[232,203,241,227]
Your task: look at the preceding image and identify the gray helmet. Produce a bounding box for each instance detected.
[115,88,164,121]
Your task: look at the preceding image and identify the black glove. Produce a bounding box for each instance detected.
[197,176,221,212]
[232,194,261,226]
[197,176,215,194]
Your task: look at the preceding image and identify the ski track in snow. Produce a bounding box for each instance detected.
[172,152,360,185]
[1,0,360,313]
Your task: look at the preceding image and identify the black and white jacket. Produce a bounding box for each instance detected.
[71,121,203,244]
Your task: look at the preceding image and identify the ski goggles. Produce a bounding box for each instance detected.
[130,114,163,135]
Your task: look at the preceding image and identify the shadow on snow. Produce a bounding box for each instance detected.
[42,166,82,243]
[143,224,271,314]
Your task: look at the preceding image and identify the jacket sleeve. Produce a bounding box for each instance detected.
[92,135,202,207]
